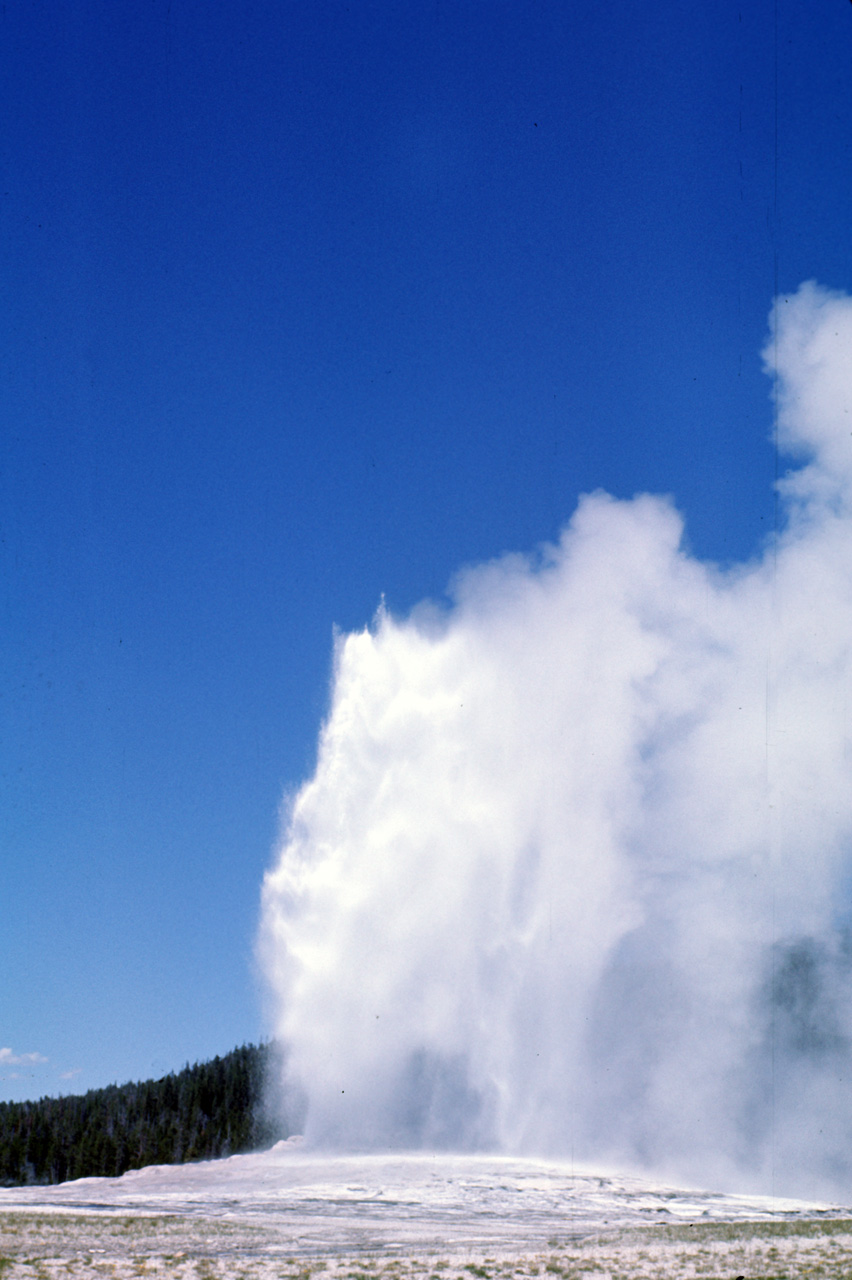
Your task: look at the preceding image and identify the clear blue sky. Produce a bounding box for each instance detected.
[2,0,852,1103]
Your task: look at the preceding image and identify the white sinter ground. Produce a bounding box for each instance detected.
[0,1145,846,1255]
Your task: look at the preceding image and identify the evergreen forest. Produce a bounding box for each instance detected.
[0,1042,290,1186]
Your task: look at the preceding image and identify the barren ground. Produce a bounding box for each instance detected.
[2,1209,852,1279]
[2,1150,849,1278]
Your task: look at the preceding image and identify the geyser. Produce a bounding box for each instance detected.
[260,282,852,1197]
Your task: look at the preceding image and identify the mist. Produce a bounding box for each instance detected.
[260,282,852,1198]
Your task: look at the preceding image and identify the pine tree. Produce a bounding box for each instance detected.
[0,1042,293,1187]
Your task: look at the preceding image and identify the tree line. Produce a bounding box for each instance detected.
[0,1042,291,1186]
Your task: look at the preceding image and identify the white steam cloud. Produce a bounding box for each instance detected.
[260,282,852,1197]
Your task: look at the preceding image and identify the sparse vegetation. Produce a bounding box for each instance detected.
[1,1211,852,1280]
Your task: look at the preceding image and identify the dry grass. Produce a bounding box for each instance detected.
[1,1211,852,1280]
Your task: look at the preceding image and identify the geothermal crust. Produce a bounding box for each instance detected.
[2,1148,852,1278]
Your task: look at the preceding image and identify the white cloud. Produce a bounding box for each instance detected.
[0,1048,47,1066]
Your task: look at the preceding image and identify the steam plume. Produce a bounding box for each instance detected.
[260,283,852,1197]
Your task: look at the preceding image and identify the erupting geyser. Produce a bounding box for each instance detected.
[260,283,852,1198]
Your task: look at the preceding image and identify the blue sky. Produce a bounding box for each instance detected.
[3,0,852,1103]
